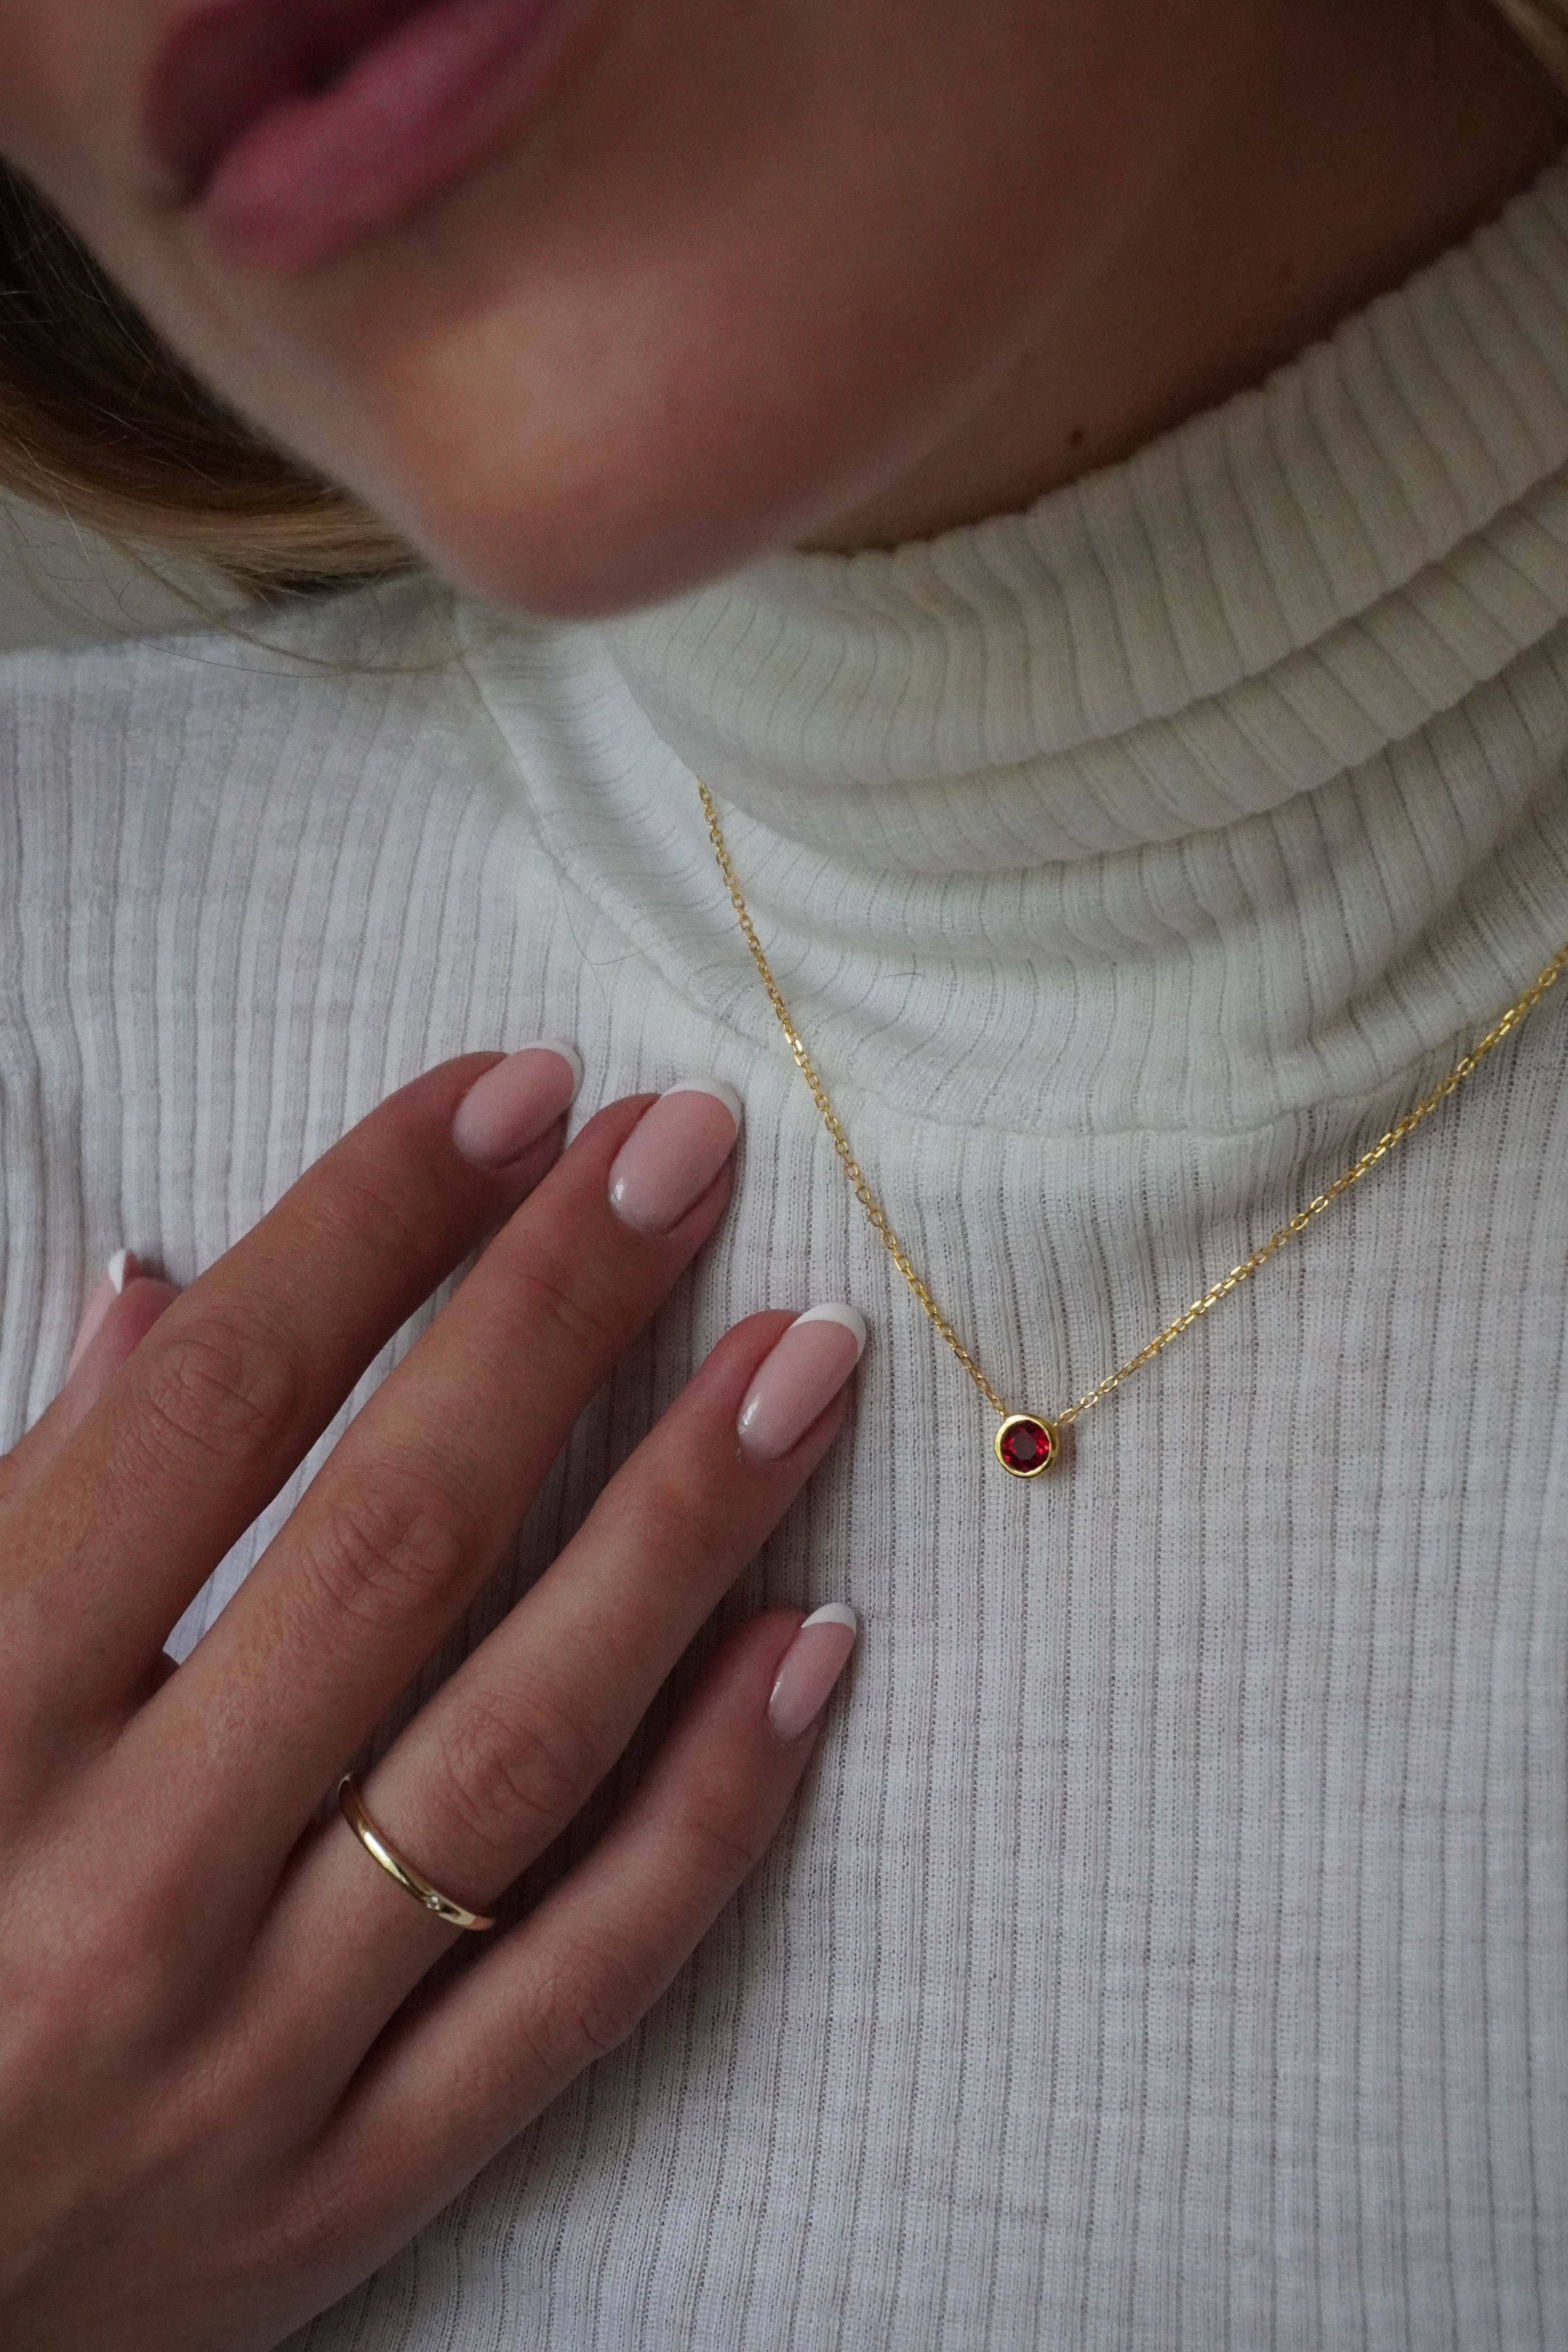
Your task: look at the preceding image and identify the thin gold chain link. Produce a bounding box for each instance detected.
[699,778,1568,1427]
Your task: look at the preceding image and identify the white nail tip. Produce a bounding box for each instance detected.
[791,1302,868,1357]
[107,1249,132,1294]
[662,1077,744,1130]
[800,1602,859,1636]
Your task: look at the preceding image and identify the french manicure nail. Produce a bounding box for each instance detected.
[606,1080,742,1236]
[452,1043,582,1170]
[67,1249,141,1377]
[736,1303,867,1462]
[768,1602,859,1743]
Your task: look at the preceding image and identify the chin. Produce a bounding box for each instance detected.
[338,382,864,620]
[388,481,785,622]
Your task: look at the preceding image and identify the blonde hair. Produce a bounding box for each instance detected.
[0,165,411,597]
[1,0,1565,601]
[1492,0,1568,81]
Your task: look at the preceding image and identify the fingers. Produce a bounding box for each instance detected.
[283,1607,857,2253]
[339,1310,862,1916]
[3,1049,578,1733]
[137,1084,750,1867]
[67,1250,143,1380]
[1,1257,180,1501]
[250,1306,861,2076]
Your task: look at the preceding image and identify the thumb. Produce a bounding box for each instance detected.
[5,1251,181,1495]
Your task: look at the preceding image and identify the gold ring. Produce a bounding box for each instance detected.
[336,1776,496,1933]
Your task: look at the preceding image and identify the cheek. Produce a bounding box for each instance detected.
[0,5,163,192]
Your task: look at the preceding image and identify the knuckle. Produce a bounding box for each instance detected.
[629,1457,734,1581]
[317,1156,434,1278]
[531,1936,653,2070]
[619,1465,688,1557]
[425,1683,599,1866]
[6,1889,169,2072]
[131,1312,303,1475]
[514,1253,625,1361]
[675,1792,764,1886]
[292,1467,473,1637]
[263,2168,360,2291]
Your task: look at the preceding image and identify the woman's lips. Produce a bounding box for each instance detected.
[144,0,591,274]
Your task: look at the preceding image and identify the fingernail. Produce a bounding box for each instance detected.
[768,1602,859,1744]
[452,1044,582,1170]
[67,1249,141,1377]
[606,1080,742,1236]
[737,1303,866,1463]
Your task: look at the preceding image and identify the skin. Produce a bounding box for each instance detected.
[0,4,1560,2342]
[0,1,1559,615]
[0,1068,857,2346]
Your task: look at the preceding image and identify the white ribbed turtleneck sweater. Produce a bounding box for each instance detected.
[4,165,1568,2352]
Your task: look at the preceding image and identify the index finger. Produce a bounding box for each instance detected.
[3,1047,581,1737]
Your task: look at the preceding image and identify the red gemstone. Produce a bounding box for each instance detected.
[998,1416,1054,1474]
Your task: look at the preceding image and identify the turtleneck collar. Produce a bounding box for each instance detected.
[602,160,1568,872]
[459,160,1568,1137]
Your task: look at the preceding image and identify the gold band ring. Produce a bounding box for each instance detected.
[336,1776,496,1933]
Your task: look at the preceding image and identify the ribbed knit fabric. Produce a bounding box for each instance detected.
[4,163,1568,2352]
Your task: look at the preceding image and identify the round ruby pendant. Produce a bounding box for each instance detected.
[995,1412,1060,1478]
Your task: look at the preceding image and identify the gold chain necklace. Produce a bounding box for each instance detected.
[698,778,1568,1479]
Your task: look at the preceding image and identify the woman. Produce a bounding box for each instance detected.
[0,1,1564,2344]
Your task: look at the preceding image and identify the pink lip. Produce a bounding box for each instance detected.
[145,0,592,274]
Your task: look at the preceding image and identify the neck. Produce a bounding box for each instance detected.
[810,0,1563,553]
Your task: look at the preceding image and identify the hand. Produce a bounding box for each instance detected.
[0,1050,862,2350]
